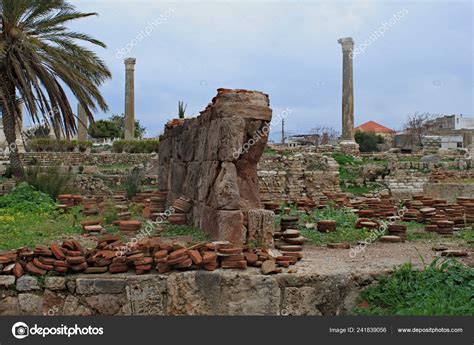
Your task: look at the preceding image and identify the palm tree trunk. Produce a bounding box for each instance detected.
[0,72,23,177]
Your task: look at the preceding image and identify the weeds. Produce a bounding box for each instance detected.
[353,258,474,315]
[22,164,74,200]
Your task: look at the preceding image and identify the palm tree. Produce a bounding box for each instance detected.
[0,0,111,176]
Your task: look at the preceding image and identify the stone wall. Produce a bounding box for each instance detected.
[158,89,272,244]
[18,152,153,167]
[0,271,366,316]
[371,158,473,200]
[381,170,429,200]
[423,182,474,203]
[258,152,340,202]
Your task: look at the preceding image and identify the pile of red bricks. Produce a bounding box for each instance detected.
[0,236,302,278]
[57,194,83,211]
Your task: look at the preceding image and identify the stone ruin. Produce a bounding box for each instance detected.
[158,88,274,245]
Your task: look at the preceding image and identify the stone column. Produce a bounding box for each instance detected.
[16,103,25,153]
[338,37,355,141]
[77,103,88,141]
[124,58,136,140]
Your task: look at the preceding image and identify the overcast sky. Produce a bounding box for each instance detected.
[53,0,474,138]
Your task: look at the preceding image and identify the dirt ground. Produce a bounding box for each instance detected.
[297,239,473,276]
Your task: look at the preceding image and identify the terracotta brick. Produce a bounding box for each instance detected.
[221,254,245,262]
[0,251,17,264]
[13,262,24,278]
[26,262,46,276]
[84,266,108,274]
[202,261,219,271]
[243,252,258,265]
[188,250,203,265]
[134,257,153,266]
[173,258,193,269]
[33,258,53,271]
[109,264,129,273]
[157,263,171,273]
[50,244,66,260]
[54,266,68,274]
[39,257,56,265]
[169,249,188,260]
[66,250,82,257]
[69,262,88,272]
[167,255,189,266]
[218,247,243,255]
[66,256,86,265]
[221,260,247,269]
[53,260,68,267]
[135,264,152,271]
[153,250,168,260]
[202,251,217,264]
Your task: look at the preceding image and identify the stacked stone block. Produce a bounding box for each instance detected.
[158,89,273,244]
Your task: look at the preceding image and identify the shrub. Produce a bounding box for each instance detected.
[112,140,159,153]
[0,182,55,213]
[124,167,143,199]
[355,131,384,153]
[22,165,74,200]
[27,138,92,152]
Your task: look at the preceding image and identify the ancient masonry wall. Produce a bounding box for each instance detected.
[158,89,273,244]
[0,271,368,316]
[378,160,472,200]
[18,152,152,166]
[258,152,340,202]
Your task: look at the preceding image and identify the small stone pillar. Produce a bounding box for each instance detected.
[124,58,136,140]
[77,103,88,141]
[248,209,275,247]
[338,37,355,142]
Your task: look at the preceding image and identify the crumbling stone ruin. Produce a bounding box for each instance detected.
[158,89,273,244]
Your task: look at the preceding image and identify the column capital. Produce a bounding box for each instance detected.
[124,58,136,70]
[337,37,354,52]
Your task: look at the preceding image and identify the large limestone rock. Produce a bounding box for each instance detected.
[158,89,272,244]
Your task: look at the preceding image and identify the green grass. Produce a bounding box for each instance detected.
[332,153,378,196]
[341,185,373,195]
[282,204,374,245]
[301,227,373,246]
[160,225,210,242]
[0,208,84,250]
[263,147,278,156]
[353,259,474,315]
[97,163,131,171]
[399,156,421,162]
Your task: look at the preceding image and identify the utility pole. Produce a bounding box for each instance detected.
[281,119,285,145]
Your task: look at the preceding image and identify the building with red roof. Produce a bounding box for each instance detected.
[354,121,394,137]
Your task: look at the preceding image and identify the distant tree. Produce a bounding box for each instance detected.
[89,119,121,139]
[355,131,384,152]
[310,126,339,145]
[403,112,440,148]
[89,113,146,139]
[24,124,51,139]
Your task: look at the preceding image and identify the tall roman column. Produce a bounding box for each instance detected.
[124,58,136,140]
[16,102,25,153]
[338,37,355,142]
[77,103,88,141]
